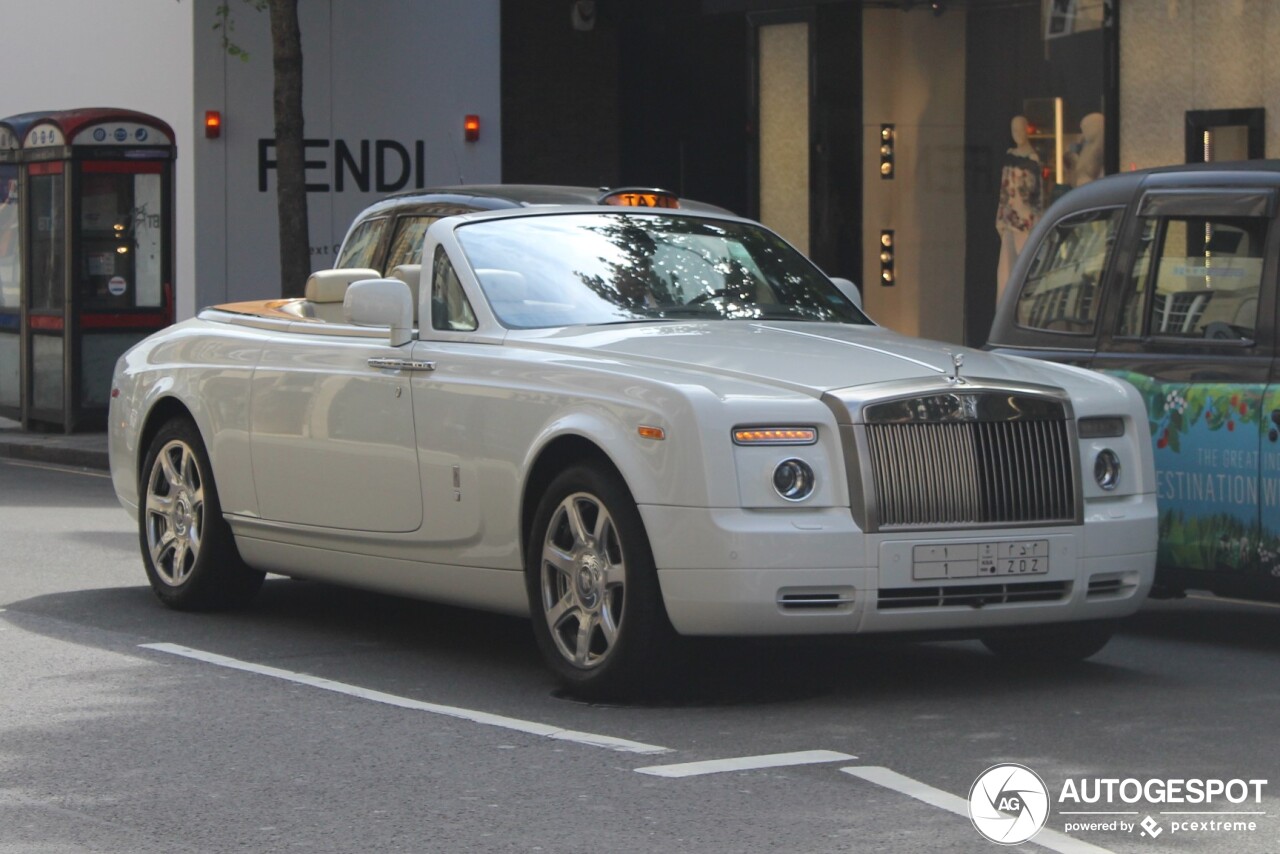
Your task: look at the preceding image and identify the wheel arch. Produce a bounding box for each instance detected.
[136,396,200,484]
[520,434,639,564]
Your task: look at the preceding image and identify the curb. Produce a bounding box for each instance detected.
[0,437,110,471]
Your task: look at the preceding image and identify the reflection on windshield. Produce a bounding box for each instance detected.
[454,213,868,329]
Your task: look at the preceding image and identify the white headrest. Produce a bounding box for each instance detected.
[304,267,381,303]
[389,264,424,322]
[389,263,421,292]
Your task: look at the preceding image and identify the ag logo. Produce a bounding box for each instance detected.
[968,763,1050,845]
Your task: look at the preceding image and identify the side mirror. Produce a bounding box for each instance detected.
[344,278,414,346]
[831,277,863,311]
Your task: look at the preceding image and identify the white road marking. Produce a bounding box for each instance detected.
[140,642,670,755]
[842,766,1117,854]
[636,750,856,778]
[1186,592,1280,611]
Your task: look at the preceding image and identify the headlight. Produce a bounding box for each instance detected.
[1093,449,1121,491]
[773,458,816,501]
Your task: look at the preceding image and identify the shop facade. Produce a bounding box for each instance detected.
[4,0,1276,350]
[509,0,1276,346]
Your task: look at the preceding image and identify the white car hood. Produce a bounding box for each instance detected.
[511,321,1084,397]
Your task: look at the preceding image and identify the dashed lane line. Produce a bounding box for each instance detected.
[636,750,857,778]
[140,642,671,755]
[842,766,1116,854]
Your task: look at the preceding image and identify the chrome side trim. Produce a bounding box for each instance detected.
[367,358,437,372]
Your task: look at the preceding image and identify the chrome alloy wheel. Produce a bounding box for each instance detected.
[144,438,205,587]
[539,491,626,669]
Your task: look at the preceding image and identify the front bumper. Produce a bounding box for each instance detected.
[640,495,1156,636]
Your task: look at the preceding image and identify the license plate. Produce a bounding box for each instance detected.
[913,540,1050,580]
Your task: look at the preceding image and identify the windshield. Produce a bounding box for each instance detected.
[453,212,869,329]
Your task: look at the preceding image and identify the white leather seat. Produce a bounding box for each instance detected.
[304,267,380,322]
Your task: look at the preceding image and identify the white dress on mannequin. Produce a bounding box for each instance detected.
[996,116,1043,300]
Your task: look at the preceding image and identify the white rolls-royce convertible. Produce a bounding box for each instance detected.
[109,206,1157,696]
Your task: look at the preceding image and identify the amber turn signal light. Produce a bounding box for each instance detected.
[732,427,817,446]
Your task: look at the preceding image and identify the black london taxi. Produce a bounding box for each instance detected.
[987,161,1280,602]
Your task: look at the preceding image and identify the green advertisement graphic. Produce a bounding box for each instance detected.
[1106,370,1280,578]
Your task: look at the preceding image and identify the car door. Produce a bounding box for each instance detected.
[406,243,487,547]
[249,325,424,533]
[1090,188,1277,586]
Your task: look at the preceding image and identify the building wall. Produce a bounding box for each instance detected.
[758,22,812,254]
[1122,0,1280,170]
[0,0,196,317]
[194,0,502,309]
[861,8,967,343]
[501,1,620,187]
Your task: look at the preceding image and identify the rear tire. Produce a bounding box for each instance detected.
[981,621,1115,663]
[138,417,264,610]
[525,464,676,699]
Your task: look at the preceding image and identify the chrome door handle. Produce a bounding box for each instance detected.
[367,358,436,372]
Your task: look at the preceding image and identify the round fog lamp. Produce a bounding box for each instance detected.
[773,458,815,501]
[1094,449,1121,491]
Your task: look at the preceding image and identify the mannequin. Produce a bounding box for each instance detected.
[995,116,1044,300]
[1070,112,1105,187]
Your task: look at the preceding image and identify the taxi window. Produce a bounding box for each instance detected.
[1015,208,1121,334]
[335,217,387,269]
[385,216,439,271]
[1117,214,1265,341]
[431,245,477,332]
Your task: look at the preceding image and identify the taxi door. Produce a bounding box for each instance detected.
[1090,188,1277,590]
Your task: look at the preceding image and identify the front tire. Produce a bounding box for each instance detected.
[139,417,264,610]
[525,464,675,698]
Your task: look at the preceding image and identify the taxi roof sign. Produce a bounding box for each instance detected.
[598,187,681,209]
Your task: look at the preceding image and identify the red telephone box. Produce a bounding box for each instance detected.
[0,108,175,432]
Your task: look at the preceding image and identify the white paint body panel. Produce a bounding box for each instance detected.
[108,209,1157,636]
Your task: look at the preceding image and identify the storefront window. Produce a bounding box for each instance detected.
[961,1,1116,345]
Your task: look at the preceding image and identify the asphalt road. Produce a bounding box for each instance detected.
[1,457,1277,854]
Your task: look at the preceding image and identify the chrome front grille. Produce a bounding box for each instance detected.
[860,391,1077,530]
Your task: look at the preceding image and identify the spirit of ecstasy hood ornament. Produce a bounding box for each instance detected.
[946,352,966,385]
